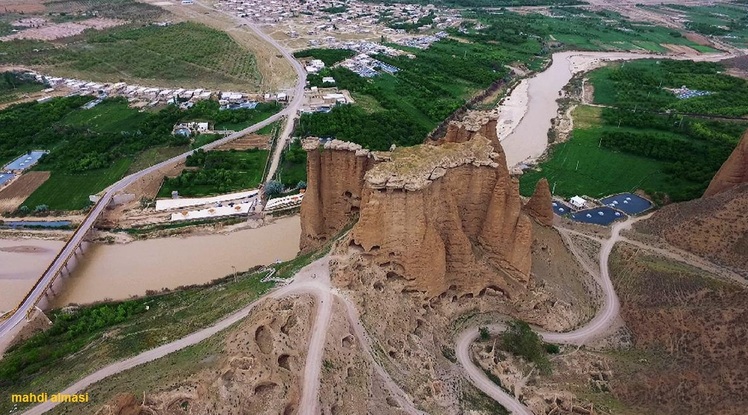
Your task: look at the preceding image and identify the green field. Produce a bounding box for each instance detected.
[158,149,268,198]
[277,139,307,188]
[521,60,748,203]
[520,115,673,199]
[127,145,190,174]
[61,100,149,132]
[22,159,132,210]
[659,4,748,48]
[464,8,708,53]
[0,22,261,91]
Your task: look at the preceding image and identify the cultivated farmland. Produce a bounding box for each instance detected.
[0,171,50,213]
[22,159,131,211]
[0,22,262,92]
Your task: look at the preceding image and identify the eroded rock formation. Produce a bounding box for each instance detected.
[299,139,379,251]
[430,111,501,151]
[348,135,532,299]
[704,129,748,197]
[523,178,554,226]
[300,114,546,298]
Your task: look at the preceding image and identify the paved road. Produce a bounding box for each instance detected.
[195,1,308,184]
[0,11,307,342]
[456,215,651,414]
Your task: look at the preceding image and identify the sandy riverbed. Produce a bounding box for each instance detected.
[497,50,731,168]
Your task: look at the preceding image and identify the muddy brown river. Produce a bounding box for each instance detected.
[0,216,300,311]
[0,239,65,313]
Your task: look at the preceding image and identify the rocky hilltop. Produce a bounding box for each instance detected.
[703,129,748,197]
[300,114,553,299]
[429,110,501,150]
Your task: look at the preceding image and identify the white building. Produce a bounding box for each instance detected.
[570,196,586,209]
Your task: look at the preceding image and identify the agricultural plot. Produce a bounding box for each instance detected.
[465,9,709,54]
[0,171,50,213]
[662,4,748,48]
[22,158,131,211]
[0,22,262,91]
[158,149,268,198]
[519,122,670,200]
[521,60,748,203]
[61,99,149,133]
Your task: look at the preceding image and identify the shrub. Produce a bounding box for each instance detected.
[501,320,551,374]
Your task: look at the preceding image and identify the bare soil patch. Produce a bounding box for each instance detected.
[608,243,748,415]
[1,18,125,42]
[684,32,713,47]
[215,134,270,150]
[661,43,699,55]
[0,171,50,213]
[0,0,44,14]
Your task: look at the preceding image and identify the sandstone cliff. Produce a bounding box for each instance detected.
[523,178,554,226]
[300,114,545,298]
[703,129,748,197]
[350,134,533,299]
[299,139,380,251]
[430,111,501,151]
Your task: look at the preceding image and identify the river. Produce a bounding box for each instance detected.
[0,239,66,313]
[47,216,300,307]
[497,50,697,168]
[2,216,300,310]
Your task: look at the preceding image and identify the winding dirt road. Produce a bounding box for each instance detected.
[456,214,651,414]
[21,257,424,415]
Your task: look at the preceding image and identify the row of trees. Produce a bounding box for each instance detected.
[296,105,429,150]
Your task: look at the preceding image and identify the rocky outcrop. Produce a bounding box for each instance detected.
[704,130,748,197]
[299,139,380,251]
[300,114,544,298]
[430,111,501,151]
[350,134,533,299]
[523,178,553,226]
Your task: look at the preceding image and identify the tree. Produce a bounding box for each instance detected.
[479,326,490,341]
[18,205,30,215]
[297,181,307,189]
[264,180,284,198]
[34,204,49,214]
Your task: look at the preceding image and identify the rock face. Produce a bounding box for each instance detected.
[703,129,748,197]
[299,138,379,251]
[300,115,540,298]
[350,134,533,299]
[431,111,501,151]
[523,178,554,226]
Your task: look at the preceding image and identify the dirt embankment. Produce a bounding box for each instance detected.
[92,295,315,415]
[607,243,748,415]
[638,183,748,274]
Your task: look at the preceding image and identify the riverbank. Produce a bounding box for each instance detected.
[0,215,301,311]
[496,50,732,169]
[50,215,301,307]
